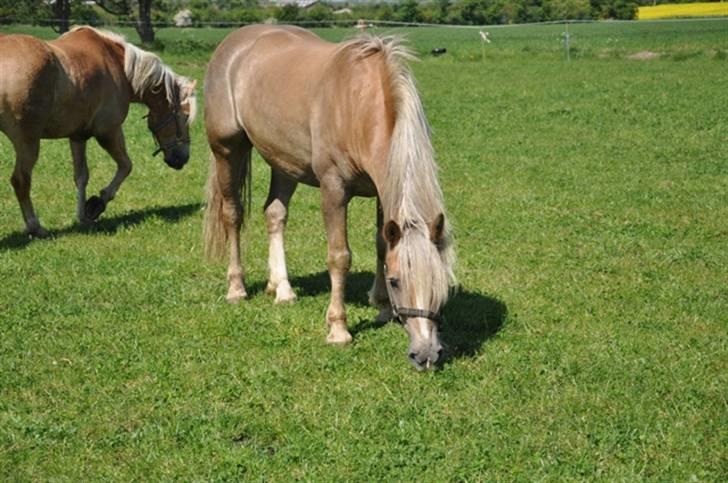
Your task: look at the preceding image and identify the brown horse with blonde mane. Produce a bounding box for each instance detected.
[204,25,455,370]
[0,26,197,237]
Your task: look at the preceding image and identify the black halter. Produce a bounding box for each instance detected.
[146,103,189,157]
[384,266,443,325]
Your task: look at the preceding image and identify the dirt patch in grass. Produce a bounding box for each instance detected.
[628,50,661,60]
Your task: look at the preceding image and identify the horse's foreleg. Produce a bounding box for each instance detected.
[10,137,47,237]
[70,139,89,223]
[369,197,394,322]
[264,169,298,304]
[320,178,353,345]
[94,128,132,219]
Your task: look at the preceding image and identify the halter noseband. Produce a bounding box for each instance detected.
[384,265,443,325]
[145,102,189,157]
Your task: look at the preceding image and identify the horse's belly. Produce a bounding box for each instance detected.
[255,143,319,186]
[41,124,84,139]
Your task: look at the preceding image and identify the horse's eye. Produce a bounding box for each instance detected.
[388,278,399,289]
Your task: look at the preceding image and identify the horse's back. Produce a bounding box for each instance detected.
[205,24,332,131]
[205,25,335,177]
[1,29,129,140]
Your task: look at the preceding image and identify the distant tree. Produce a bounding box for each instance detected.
[434,0,451,22]
[93,0,156,43]
[378,4,395,21]
[549,0,591,19]
[0,0,44,24]
[459,0,488,25]
[304,4,334,26]
[52,0,72,33]
[397,0,423,23]
[276,4,300,22]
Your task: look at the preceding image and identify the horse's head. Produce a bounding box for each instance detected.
[146,77,197,170]
[383,213,454,371]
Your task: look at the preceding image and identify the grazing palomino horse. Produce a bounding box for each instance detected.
[0,26,197,237]
[204,25,455,370]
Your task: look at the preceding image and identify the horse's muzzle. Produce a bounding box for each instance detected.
[407,341,444,371]
[164,145,189,170]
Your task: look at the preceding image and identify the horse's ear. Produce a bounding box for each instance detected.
[180,79,197,98]
[383,220,402,248]
[185,79,197,95]
[429,213,446,246]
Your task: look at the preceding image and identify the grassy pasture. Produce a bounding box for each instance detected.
[1,21,727,480]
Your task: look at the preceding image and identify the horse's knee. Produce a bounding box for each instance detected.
[327,249,351,272]
[264,199,287,234]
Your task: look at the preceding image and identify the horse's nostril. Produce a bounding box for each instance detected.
[409,352,417,360]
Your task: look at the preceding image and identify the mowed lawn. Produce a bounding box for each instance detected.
[1,21,726,480]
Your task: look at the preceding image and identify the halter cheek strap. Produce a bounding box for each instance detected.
[145,106,189,157]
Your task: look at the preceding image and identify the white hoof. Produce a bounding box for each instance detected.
[326,327,353,345]
[226,287,248,304]
[274,281,296,304]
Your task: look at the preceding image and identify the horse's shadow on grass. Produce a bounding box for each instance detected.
[0,202,201,252]
[249,270,507,363]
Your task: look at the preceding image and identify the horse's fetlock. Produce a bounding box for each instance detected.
[99,189,113,202]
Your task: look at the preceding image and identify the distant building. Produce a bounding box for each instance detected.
[272,0,320,9]
[174,9,193,27]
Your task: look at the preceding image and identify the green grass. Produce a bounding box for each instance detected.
[1,21,727,480]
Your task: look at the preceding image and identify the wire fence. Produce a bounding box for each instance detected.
[2,15,727,30]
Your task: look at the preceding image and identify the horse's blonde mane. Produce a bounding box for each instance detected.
[68,26,197,123]
[339,36,456,310]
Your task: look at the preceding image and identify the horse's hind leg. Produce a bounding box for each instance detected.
[10,136,48,237]
[264,169,298,304]
[208,140,251,303]
[70,139,90,223]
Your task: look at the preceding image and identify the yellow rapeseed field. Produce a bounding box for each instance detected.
[638,2,728,20]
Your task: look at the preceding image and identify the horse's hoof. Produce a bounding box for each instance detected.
[27,226,50,239]
[85,196,106,221]
[274,282,296,304]
[326,327,353,345]
[226,289,248,304]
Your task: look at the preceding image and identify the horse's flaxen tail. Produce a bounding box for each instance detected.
[203,149,251,260]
